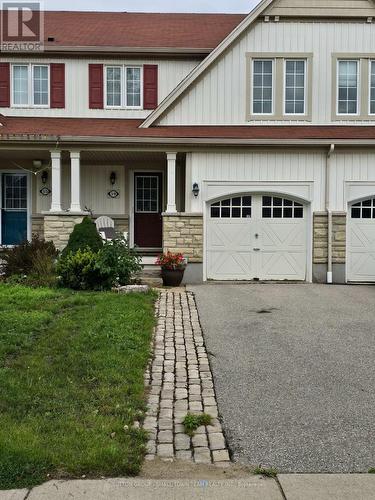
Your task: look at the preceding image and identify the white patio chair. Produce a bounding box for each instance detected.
[95,216,128,243]
[95,216,116,241]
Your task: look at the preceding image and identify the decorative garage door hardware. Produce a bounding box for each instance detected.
[207,195,307,281]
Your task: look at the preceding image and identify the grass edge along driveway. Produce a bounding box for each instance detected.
[0,284,156,490]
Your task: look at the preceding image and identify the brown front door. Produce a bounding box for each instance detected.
[134,172,163,248]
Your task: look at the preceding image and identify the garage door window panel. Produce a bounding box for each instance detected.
[262,196,303,219]
[351,199,375,219]
[210,197,252,219]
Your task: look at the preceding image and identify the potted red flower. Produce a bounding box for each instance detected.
[156,252,187,287]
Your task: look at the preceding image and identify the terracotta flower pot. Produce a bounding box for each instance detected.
[161,268,185,287]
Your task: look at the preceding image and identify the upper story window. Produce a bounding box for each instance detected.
[337,60,359,115]
[105,65,142,109]
[12,64,49,107]
[284,59,306,115]
[252,60,273,114]
[370,61,375,115]
[247,53,312,121]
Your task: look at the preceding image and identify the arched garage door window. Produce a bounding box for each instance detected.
[210,195,303,219]
[262,196,304,218]
[351,198,375,219]
[210,196,252,218]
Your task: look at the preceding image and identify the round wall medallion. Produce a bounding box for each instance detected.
[40,187,51,196]
[108,189,120,199]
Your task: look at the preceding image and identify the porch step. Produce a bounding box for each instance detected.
[140,264,163,287]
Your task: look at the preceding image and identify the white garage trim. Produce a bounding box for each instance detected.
[204,191,312,282]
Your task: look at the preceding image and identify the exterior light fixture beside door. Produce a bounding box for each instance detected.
[192,183,200,197]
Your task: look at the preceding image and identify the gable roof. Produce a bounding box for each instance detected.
[140,0,375,128]
[38,11,246,54]
[264,0,375,18]
[140,0,273,127]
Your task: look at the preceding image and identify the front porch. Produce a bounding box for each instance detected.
[0,149,196,259]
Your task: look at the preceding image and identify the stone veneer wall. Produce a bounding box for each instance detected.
[44,215,84,251]
[31,216,44,239]
[163,213,203,263]
[313,213,328,264]
[43,215,129,251]
[332,214,346,264]
[313,212,346,264]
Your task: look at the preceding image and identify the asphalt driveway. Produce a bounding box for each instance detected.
[188,283,375,473]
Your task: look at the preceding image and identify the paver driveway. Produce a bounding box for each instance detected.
[188,284,375,473]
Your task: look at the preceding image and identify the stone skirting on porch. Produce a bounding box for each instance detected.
[31,215,45,239]
[162,213,203,263]
[42,214,129,251]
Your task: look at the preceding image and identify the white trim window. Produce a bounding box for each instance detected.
[12,64,49,108]
[252,59,273,114]
[105,65,142,109]
[370,60,375,115]
[337,60,359,115]
[284,59,306,115]
[106,66,122,107]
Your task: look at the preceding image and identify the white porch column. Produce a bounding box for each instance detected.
[166,152,177,213]
[50,150,62,212]
[69,151,82,212]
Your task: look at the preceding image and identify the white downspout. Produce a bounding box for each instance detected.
[326,144,335,284]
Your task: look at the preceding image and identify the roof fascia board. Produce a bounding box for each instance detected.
[1,135,374,147]
[139,0,274,128]
[43,46,212,56]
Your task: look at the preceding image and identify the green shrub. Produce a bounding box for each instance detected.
[0,235,58,286]
[96,237,142,287]
[62,217,102,257]
[57,238,142,291]
[56,248,111,291]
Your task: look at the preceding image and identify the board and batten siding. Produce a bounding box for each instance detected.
[158,20,375,125]
[329,151,375,211]
[187,151,326,213]
[1,57,200,119]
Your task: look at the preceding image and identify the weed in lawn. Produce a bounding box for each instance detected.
[253,466,278,478]
[182,413,213,437]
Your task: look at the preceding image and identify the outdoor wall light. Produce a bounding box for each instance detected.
[110,171,117,185]
[41,170,48,184]
[192,182,200,197]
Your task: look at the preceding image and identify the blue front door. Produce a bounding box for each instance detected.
[1,174,28,245]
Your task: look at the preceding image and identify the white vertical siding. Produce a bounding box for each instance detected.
[330,151,375,211]
[158,21,375,125]
[1,57,200,119]
[189,150,326,212]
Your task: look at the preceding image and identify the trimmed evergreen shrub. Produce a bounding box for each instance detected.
[57,237,142,291]
[62,217,103,256]
[56,248,110,290]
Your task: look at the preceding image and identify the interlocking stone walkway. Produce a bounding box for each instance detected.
[143,290,230,466]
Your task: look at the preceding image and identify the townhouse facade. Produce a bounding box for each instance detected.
[0,1,375,284]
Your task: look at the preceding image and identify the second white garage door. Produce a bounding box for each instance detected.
[207,194,307,281]
[347,198,375,282]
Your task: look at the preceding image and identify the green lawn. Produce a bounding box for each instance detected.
[0,284,156,490]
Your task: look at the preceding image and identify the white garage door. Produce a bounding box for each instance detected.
[347,198,375,282]
[207,195,307,281]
